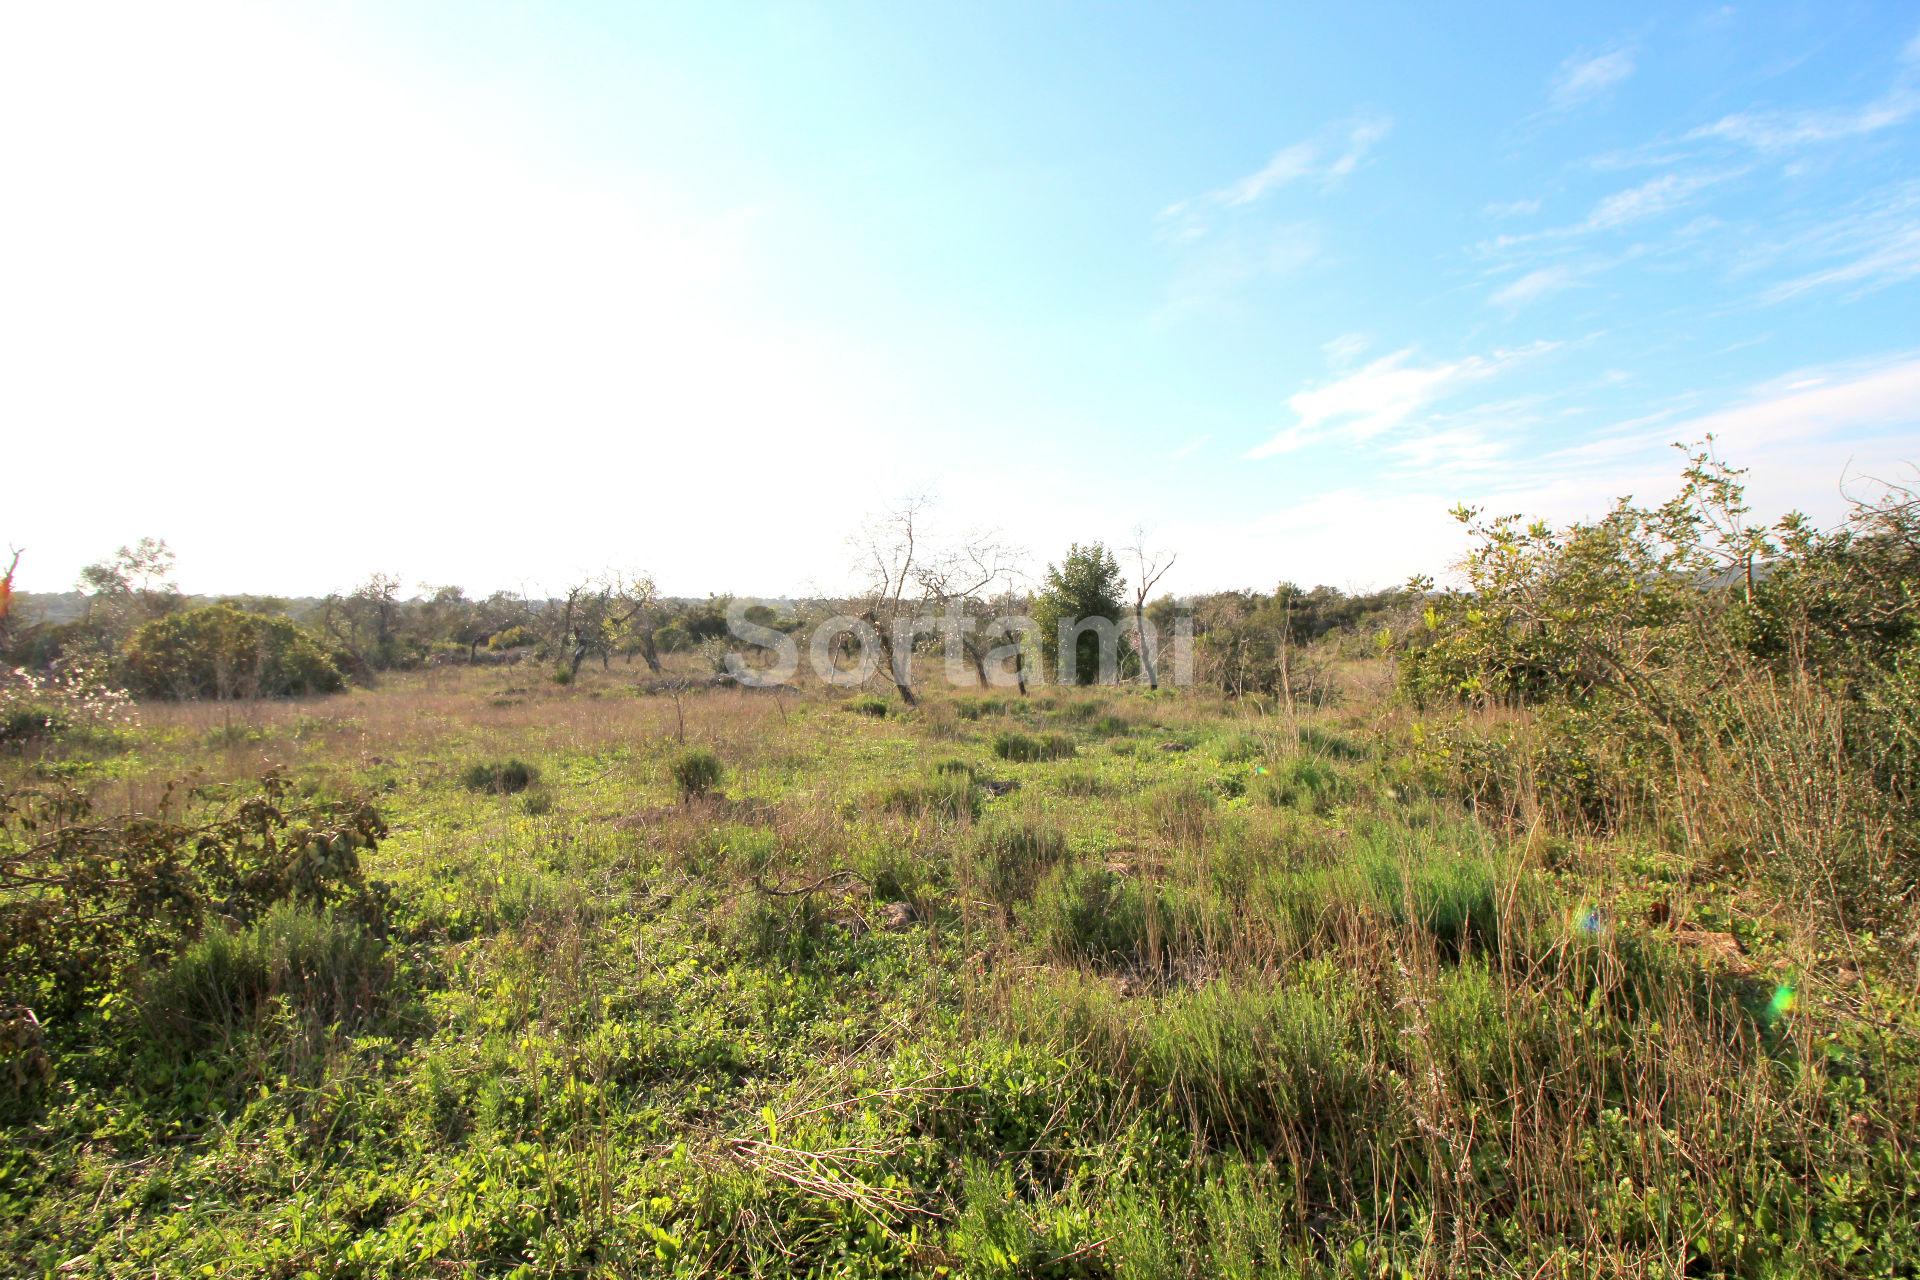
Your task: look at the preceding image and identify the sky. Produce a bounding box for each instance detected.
[4,1,1920,600]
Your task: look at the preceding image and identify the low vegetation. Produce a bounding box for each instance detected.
[1,453,1916,1276]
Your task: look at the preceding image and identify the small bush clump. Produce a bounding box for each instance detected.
[992,730,1076,763]
[973,814,1071,912]
[461,758,538,795]
[145,903,386,1045]
[847,695,890,717]
[670,747,725,801]
[879,770,981,823]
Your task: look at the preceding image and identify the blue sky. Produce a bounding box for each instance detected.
[4,2,1919,596]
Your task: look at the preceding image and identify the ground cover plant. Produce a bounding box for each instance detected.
[2,461,1917,1277]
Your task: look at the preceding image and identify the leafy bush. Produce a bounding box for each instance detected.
[670,747,725,800]
[879,770,981,823]
[847,695,890,717]
[123,605,342,699]
[145,903,386,1045]
[486,625,535,651]
[973,814,1070,912]
[992,730,1075,763]
[0,771,385,1022]
[1256,755,1347,814]
[461,758,538,795]
[1029,865,1160,966]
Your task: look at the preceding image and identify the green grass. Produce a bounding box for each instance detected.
[2,666,1916,1277]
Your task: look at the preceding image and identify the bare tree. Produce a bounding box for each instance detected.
[554,571,660,676]
[1128,528,1177,691]
[853,498,930,706]
[917,534,1022,688]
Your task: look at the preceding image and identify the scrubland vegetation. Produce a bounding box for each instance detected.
[3,451,1918,1276]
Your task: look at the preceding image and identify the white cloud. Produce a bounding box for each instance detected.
[1486,198,1543,219]
[1246,342,1558,458]
[1550,48,1635,111]
[1750,181,1920,302]
[1321,333,1371,367]
[1490,265,1579,308]
[1689,86,1918,150]
[1584,172,1723,230]
[1169,434,1213,461]
[1161,111,1392,240]
[1220,355,1920,589]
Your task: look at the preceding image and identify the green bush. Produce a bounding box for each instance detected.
[992,730,1076,763]
[1029,864,1159,966]
[670,747,725,800]
[461,758,538,794]
[145,903,386,1044]
[879,770,980,822]
[973,814,1070,912]
[1255,755,1347,813]
[0,770,385,1022]
[847,695,890,717]
[123,605,343,699]
[1,706,63,743]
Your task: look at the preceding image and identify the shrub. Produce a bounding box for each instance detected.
[973,814,1070,912]
[486,625,535,651]
[1029,864,1160,966]
[1140,779,1216,845]
[0,770,385,1021]
[461,758,538,795]
[670,747,725,801]
[848,695,890,717]
[123,605,342,699]
[145,903,386,1044]
[992,730,1076,763]
[1255,755,1347,814]
[880,770,981,823]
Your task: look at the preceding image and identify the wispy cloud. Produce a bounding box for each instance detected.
[1157,220,1323,318]
[1169,434,1213,461]
[1485,197,1542,219]
[1599,33,1920,165]
[1159,111,1391,241]
[1322,332,1370,367]
[1481,171,1732,256]
[1585,171,1723,230]
[1246,341,1559,458]
[1550,48,1635,111]
[1490,265,1580,309]
[1688,88,1918,150]
[1757,182,1920,302]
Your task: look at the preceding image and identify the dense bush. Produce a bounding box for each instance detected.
[1399,448,1920,925]
[0,770,385,1024]
[460,758,538,794]
[123,604,343,699]
[670,746,725,800]
[992,730,1075,762]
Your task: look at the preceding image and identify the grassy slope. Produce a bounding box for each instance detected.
[3,663,1918,1277]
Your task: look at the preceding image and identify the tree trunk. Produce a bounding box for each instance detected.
[1013,646,1028,696]
[1135,600,1158,691]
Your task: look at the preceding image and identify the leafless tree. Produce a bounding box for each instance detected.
[917,535,1022,688]
[555,571,660,676]
[1128,528,1177,691]
[853,497,931,706]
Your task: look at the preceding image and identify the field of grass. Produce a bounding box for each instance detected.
[4,661,1918,1277]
